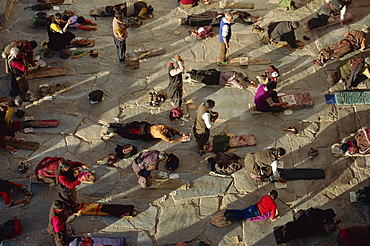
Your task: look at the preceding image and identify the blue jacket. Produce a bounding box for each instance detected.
[219,17,231,43]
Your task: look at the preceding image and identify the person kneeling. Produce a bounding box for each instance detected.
[254,81,287,112]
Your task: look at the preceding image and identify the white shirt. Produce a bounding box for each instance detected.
[169,60,184,77]
[202,112,213,129]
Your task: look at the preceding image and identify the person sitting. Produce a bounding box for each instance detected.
[0,97,23,154]
[335,57,370,89]
[268,21,301,49]
[316,29,367,65]
[0,178,32,207]
[47,13,76,51]
[131,150,168,188]
[103,121,189,143]
[254,81,288,112]
[187,69,257,89]
[224,190,278,221]
[47,200,70,246]
[2,40,38,67]
[256,65,280,84]
[244,147,286,182]
[307,0,351,30]
[332,128,370,156]
[105,1,154,19]
[61,15,97,31]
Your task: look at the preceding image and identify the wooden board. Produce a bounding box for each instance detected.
[149,179,189,190]
[210,214,232,228]
[218,1,254,9]
[302,13,353,32]
[5,139,39,150]
[27,66,66,80]
[218,57,271,66]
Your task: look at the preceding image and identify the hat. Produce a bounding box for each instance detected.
[89,90,103,104]
[365,57,370,65]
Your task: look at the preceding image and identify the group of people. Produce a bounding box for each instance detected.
[1,0,369,245]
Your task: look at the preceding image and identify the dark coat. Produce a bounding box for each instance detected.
[268,21,297,48]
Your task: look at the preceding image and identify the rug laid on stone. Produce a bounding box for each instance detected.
[279,93,314,109]
[75,203,135,217]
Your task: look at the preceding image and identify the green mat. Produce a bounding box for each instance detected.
[334,91,370,105]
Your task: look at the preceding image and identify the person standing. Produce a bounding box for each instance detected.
[167,55,184,107]
[7,47,29,103]
[56,160,89,211]
[217,12,233,64]
[47,13,76,51]
[193,99,218,154]
[224,190,279,221]
[112,12,131,63]
[47,200,69,246]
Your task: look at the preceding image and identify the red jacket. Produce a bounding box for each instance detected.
[256,195,277,219]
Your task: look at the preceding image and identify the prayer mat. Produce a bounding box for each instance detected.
[302,13,353,32]
[12,120,59,130]
[219,1,254,9]
[149,179,189,190]
[4,139,39,150]
[68,237,125,246]
[278,168,325,181]
[334,91,370,105]
[210,214,232,228]
[206,134,257,152]
[218,57,271,66]
[26,66,66,79]
[76,203,135,217]
[271,41,305,50]
[279,93,314,109]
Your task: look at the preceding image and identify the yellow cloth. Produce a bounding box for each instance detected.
[363,66,370,78]
[115,19,127,39]
[150,125,176,142]
[50,23,62,33]
[4,107,13,123]
[137,7,147,18]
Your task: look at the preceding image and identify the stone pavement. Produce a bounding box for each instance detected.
[0,0,370,245]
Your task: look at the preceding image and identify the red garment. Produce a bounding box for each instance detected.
[0,191,11,205]
[10,60,27,73]
[52,210,66,233]
[338,229,356,246]
[256,195,276,219]
[58,174,81,189]
[180,0,195,4]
